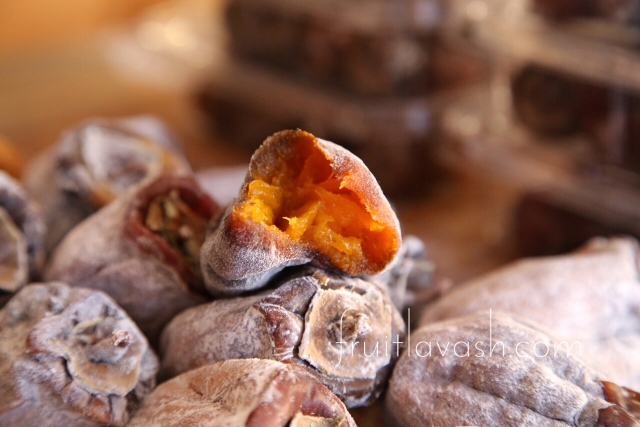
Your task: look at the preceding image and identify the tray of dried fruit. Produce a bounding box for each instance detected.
[437,81,640,250]
[224,0,486,97]
[432,0,640,254]
[472,0,640,92]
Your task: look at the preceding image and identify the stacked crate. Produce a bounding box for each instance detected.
[438,0,640,254]
[198,0,487,195]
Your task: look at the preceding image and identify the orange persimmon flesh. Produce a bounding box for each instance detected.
[237,140,397,274]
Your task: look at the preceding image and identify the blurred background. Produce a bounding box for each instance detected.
[2,0,640,288]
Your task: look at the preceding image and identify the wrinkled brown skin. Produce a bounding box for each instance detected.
[0,171,46,293]
[45,175,218,345]
[0,282,158,427]
[419,237,640,390]
[201,129,401,296]
[128,359,356,427]
[368,235,430,310]
[23,116,192,254]
[161,268,405,407]
[386,311,640,427]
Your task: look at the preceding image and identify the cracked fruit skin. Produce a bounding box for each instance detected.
[202,129,401,295]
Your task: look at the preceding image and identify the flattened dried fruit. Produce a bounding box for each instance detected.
[24,116,191,252]
[420,237,640,389]
[0,282,158,427]
[160,268,405,407]
[0,171,45,297]
[387,311,640,427]
[45,175,218,344]
[201,129,401,295]
[128,359,356,427]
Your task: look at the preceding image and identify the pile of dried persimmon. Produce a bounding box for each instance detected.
[0,118,638,427]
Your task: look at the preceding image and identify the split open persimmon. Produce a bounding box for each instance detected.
[234,130,399,275]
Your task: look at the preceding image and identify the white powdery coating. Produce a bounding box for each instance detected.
[22,148,91,254]
[159,274,320,380]
[0,282,158,427]
[159,293,278,378]
[22,117,192,253]
[298,287,392,380]
[387,311,611,427]
[0,170,46,281]
[0,208,28,292]
[201,130,401,296]
[127,359,356,427]
[53,118,191,200]
[201,203,311,295]
[161,270,404,408]
[419,237,640,389]
[44,178,209,343]
[129,359,281,427]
